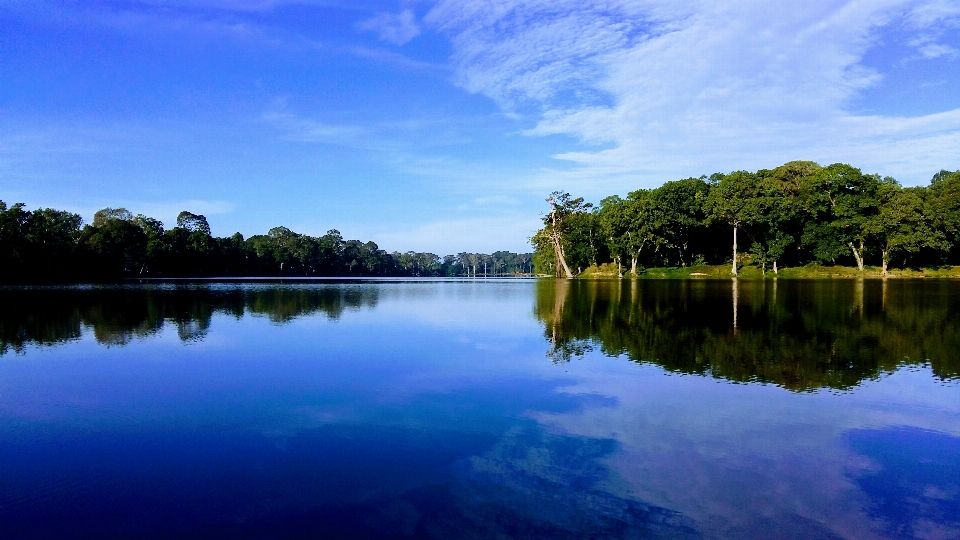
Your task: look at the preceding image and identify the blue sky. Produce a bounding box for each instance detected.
[2,0,959,254]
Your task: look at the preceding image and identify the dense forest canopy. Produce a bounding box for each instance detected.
[533,162,960,276]
[0,205,532,282]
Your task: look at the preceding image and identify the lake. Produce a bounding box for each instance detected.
[0,279,958,539]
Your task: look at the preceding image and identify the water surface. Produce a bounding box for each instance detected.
[0,279,958,539]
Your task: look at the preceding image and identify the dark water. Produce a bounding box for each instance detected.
[0,279,957,539]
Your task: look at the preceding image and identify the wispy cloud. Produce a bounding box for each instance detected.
[356,9,421,46]
[474,195,521,206]
[335,44,448,72]
[355,217,542,254]
[426,0,960,189]
[917,43,959,58]
[262,108,367,145]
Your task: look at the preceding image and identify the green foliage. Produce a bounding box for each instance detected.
[0,201,530,282]
[533,163,960,275]
[541,191,593,277]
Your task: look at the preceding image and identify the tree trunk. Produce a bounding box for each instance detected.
[630,255,638,277]
[881,248,888,275]
[849,241,864,271]
[731,225,738,276]
[773,260,778,274]
[553,237,574,279]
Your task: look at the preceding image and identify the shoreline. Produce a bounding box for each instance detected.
[575,264,960,279]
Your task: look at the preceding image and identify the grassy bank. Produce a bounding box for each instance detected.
[576,262,960,279]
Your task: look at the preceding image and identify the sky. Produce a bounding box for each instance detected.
[1,0,959,254]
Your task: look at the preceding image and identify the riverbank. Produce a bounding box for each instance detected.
[577,263,960,279]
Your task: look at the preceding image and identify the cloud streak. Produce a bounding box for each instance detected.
[357,9,421,46]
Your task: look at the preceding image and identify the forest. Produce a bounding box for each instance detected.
[533,162,960,277]
[0,204,532,282]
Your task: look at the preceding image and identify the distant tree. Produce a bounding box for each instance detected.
[93,208,134,227]
[176,211,211,236]
[25,208,84,278]
[84,207,149,275]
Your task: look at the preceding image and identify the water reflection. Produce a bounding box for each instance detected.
[535,279,960,390]
[0,281,957,538]
[0,284,379,354]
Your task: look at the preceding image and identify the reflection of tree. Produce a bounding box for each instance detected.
[545,279,594,363]
[244,286,378,323]
[0,291,83,354]
[535,279,960,390]
[0,285,380,354]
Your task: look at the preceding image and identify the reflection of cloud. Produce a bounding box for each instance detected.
[848,427,960,539]
[531,364,960,539]
[356,10,421,46]
[255,422,701,538]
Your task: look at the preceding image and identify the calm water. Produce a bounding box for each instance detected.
[0,279,958,539]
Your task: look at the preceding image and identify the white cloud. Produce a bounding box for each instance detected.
[918,43,959,58]
[357,9,421,46]
[426,0,960,190]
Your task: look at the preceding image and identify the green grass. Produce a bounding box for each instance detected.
[575,263,960,279]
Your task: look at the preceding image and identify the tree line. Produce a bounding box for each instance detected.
[0,203,532,282]
[533,162,960,276]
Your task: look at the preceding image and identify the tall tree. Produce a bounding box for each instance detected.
[597,196,630,275]
[928,170,960,262]
[543,191,592,278]
[705,171,762,275]
[748,170,798,274]
[804,164,879,271]
[623,190,666,275]
[867,182,948,274]
[651,177,709,267]
[771,161,822,266]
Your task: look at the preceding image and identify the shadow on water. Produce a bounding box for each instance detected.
[534,278,960,390]
[0,284,379,354]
